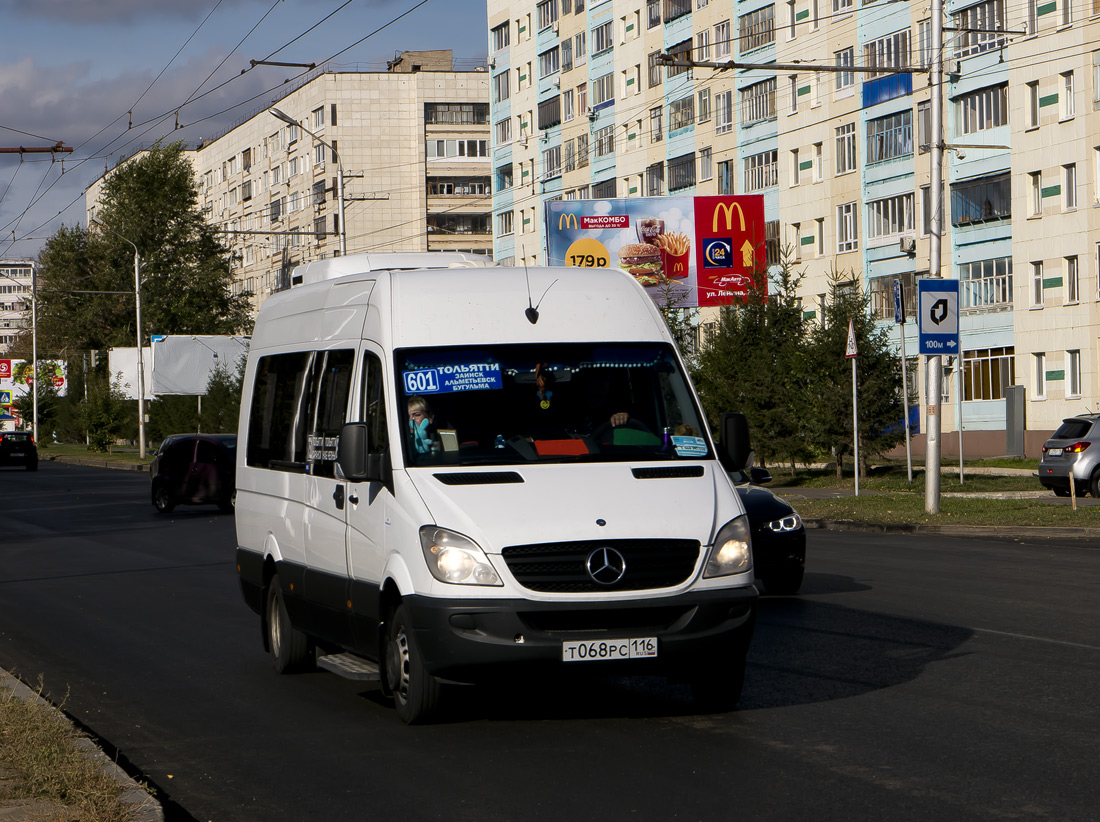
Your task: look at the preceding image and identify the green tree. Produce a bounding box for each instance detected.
[198,358,246,434]
[806,270,906,479]
[80,373,131,452]
[692,249,814,471]
[652,278,699,361]
[19,140,252,361]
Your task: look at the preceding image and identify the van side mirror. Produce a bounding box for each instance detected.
[337,422,391,486]
[719,412,753,472]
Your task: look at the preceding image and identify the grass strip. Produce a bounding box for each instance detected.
[793,494,1100,528]
[0,680,140,822]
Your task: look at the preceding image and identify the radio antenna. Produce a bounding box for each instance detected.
[524,264,558,325]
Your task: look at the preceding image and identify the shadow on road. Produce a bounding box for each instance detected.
[353,572,973,723]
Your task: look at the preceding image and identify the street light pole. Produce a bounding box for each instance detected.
[92,221,146,460]
[270,107,346,255]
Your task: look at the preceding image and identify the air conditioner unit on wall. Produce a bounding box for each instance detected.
[900,236,916,255]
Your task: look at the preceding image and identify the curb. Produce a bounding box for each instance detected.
[803,518,1100,539]
[45,455,148,472]
[0,668,163,822]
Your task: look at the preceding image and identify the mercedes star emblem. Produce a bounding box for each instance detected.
[586,546,627,585]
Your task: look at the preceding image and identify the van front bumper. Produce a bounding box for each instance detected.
[400,587,757,683]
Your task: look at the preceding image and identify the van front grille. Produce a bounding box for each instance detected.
[501,539,700,593]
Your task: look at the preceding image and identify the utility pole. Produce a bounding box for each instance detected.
[925,0,945,514]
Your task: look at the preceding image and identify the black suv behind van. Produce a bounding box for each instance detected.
[0,431,38,471]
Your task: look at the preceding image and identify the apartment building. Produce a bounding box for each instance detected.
[87,51,491,312]
[0,260,34,353]
[488,0,1100,454]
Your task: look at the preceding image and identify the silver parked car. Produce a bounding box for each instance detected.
[1038,414,1100,497]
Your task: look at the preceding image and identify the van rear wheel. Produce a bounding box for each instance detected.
[266,577,313,673]
[385,604,441,724]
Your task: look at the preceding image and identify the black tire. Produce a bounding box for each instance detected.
[1053,487,1071,498]
[266,577,313,674]
[153,484,174,513]
[385,604,441,724]
[689,648,748,713]
[1090,472,1100,499]
[760,565,805,596]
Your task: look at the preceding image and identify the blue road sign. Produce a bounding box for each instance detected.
[917,279,960,355]
[893,278,905,325]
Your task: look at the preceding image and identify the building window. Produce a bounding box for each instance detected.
[718,160,733,195]
[595,124,615,157]
[864,30,910,77]
[741,78,777,124]
[714,90,733,134]
[955,84,1008,134]
[562,89,574,122]
[664,0,691,23]
[646,162,665,195]
[700,147,713,181]
[1062,71,1075,118]
[696,29,710,61]
[668,153,696,191]
[739,7,774,53]
[1062,0,1073,26]
[542,146,562,179]
[953,0,1006,58]
[837,202,858,252]
[491,22,510,52]
[1066,255,1079,303]
[592,178,615,199]
[493,72,510,103]
[669,95,695,131]
[744,149,778,192]
[714,20,732,60]
[577,133,589,168]
[665,39,691,78]
[1026,81,1040,128]
[951,173,1010,225]
[789,148,800,186]
[1031,261,1044,306]
[539,47,560,78]
[1029,172,1042,216]
[960,257,1012,310]
[833,0,853,11]
[836,123,856,174]
[312,107,325,130]
[537,0,558,30]
[1067,350,1081,397]
[1064,164,1077,209]
[496,163,513,190]
[866,194,914,242]
[1033,352,1046,399]
[592,21,614,54]
[647,0,661,28]
[834,48,855,94]
[697,89,711,122]
[497,210,514,236]
[592,72,615,107]
[538,96,561,129]
[650,107,663,142]
[814,142,823,182]
[648,51,663,88]
[963,347,1016,400]
[866,110,913,163]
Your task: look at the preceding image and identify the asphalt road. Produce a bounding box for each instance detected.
[1,462,1097,821]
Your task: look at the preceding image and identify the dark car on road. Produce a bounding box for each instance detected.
[150,433,236,514]
[733,467,806,595]
[1039,414,1100,497]
[0,431,38,471]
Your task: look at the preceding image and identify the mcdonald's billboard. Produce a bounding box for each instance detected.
[545,195,765,307]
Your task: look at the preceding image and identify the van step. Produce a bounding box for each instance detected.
[317,652,381,681]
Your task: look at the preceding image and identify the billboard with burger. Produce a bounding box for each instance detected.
[545,195,765,307]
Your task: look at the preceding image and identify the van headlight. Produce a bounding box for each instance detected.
[420,527,503,586]
[704,516,753,578]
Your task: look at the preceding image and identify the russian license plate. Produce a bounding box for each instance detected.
[1048,448,1063,456]
[562,637,657,662]
[9,452,23,458]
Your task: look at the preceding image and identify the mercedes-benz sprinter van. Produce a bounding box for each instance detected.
[235,255,758,723]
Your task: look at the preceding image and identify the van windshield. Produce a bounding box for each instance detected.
[395,342,712,466]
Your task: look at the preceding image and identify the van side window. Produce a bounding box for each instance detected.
[305,349,355,477]
[246,349,354,473]
[360,352,388,454]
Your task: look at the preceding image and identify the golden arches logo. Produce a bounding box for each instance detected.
[558,213,579,230]
[712,201,746,233]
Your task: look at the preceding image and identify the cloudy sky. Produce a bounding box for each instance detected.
[0,0,488,260]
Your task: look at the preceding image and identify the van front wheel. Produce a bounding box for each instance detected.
[266,577,313,674]
[385,604,441,724]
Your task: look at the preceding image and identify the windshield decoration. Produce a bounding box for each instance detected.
[672,436,708,457]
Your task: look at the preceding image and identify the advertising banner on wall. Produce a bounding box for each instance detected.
[544,195,766,307]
